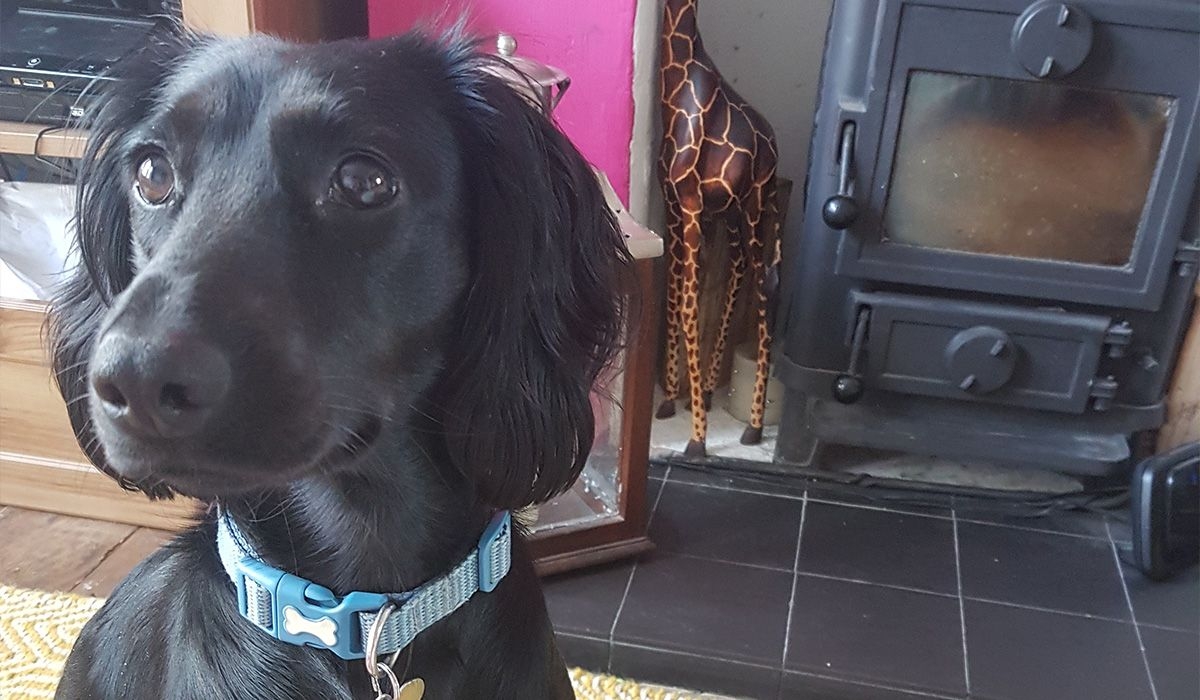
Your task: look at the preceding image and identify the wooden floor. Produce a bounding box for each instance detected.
[0,505,172,597]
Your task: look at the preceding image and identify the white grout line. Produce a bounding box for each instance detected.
[792,571,959,599]
[1136,620,1200,633]
[558,631,608,643]
[668,552,795,574]
[670,476,807,502]
[951,510,971,696]
[606,465,672,671]
[782,669,963,700]
[780,492,808,671]
[609,638,780,671]
[803,495,953,520]
[649,466,671,529]
[667,475,1121,543]
[953,515,1114,542]
[1107,519,1159,700]
[963,595,1136,625]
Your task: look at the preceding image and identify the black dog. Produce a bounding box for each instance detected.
[50,26,629,700]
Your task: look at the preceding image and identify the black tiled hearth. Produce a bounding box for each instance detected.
[542,465,1200,699]
[963,600,1152,700]
[797,502,957,594]
[956,522,1130,619]
[785,575,965,696]
[613,553,793,665]
[649,480,804,570]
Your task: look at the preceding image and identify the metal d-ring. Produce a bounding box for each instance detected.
[370,661,401,699]
[363,602,404,692]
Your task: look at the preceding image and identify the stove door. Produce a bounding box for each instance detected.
[833,1,1199,311]
[854,291,1117,414]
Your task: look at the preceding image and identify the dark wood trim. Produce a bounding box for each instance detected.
[529,258,661,572]
[533,536,655,577]
[251,0,367,40]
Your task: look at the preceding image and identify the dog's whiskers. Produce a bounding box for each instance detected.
[65,393,92,408]
[54,359,90,379]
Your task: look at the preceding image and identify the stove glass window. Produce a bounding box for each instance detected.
[884,71,1172,266]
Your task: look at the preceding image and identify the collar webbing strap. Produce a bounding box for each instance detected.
[215,509,512,660]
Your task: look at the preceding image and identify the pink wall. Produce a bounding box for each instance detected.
[367,0,637,202]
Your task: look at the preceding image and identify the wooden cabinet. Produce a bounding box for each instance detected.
[0,301,197,528]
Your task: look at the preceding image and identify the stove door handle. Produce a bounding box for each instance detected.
[822,122,859,230]
[833,306,871,404]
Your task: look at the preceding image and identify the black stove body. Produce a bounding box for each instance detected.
[775,0,1200,476]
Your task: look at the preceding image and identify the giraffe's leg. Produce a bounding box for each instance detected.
[679,209,708,457]
[764,179,784,336]
[702,230,746,410]
[656,188,686,420]
[741,182,774,446]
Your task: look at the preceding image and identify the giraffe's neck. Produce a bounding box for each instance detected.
[663,0,703,73]
[665,0,697,18]
[666,0,701,41]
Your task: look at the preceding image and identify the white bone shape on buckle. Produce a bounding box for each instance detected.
[282,605,339,646]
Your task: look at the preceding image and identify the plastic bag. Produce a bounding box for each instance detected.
[0,181,76,301]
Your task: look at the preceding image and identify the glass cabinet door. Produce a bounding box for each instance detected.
[527,363,625,536]
[525,171,662,574]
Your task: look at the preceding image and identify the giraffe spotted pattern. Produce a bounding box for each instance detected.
[657,0,780,456]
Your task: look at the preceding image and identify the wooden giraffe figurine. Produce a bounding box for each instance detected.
[656,0,780,457]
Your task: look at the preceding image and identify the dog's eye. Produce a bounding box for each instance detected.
[331,154,397,209]
[134,152,175,205]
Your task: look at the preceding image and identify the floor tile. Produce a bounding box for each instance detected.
[786,575,966,696]
[952,499,1113,539]
[555,633,610,673]
[649,481,802,570]
[543,560,634,637]
[958,522,1128,619]
[1139,625,1200,700]
[610,643,781,700]
[1099,518,1128,545]
[797,502,957,594]
[613,553,792,665]
[1123,564,1199,632]
[779,671,959,699]
[964,600,1152,700]
[648,475,667,512]
[666,464,808,499]
[805,484,953,518]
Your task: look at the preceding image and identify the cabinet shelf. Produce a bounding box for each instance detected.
[0,121,87,160]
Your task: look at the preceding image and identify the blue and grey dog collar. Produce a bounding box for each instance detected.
[215,508,512,660]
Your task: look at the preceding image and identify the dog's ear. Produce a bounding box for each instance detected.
[436,45,633,510]
[49,26,198,499]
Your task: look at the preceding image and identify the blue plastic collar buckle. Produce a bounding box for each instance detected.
[233,558,395,660]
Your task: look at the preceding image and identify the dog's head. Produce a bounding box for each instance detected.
[51,29,629,506]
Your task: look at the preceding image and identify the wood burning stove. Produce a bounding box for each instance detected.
[775,0,1199,476]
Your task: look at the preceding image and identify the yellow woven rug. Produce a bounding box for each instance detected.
[0,584,708,700]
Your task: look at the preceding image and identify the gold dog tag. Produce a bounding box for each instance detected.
[396,678,425,700]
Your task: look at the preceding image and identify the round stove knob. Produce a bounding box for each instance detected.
[1012,2,1094,78]
[832,374,865,404]
[822,195,859,230]
[945,326,1018,395]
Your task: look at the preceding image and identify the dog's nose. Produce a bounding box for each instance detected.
[90,331,231,439]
